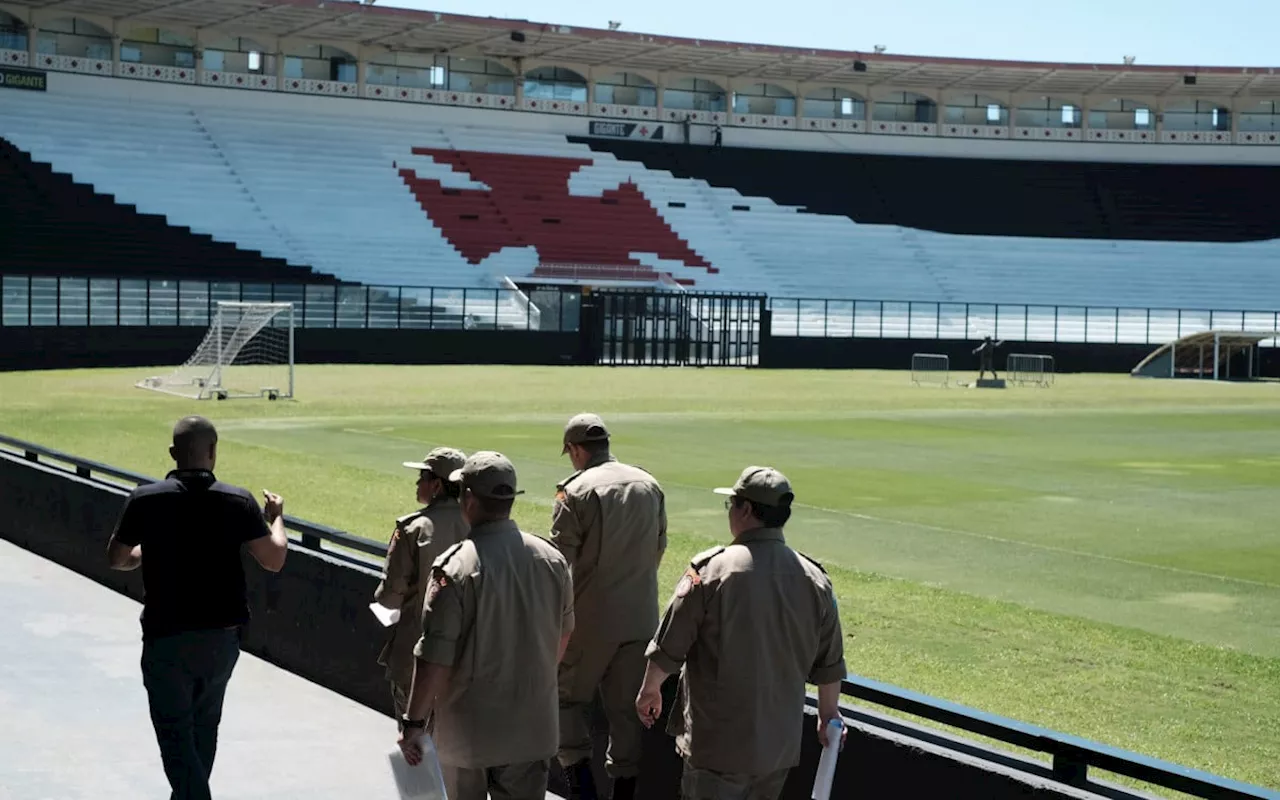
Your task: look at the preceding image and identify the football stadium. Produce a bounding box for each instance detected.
[0,1,1278,798]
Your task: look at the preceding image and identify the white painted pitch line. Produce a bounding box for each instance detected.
[277,426,1280,592]
[802,504,1280,592]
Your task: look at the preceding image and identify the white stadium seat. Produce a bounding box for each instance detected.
[6,86,1280,330]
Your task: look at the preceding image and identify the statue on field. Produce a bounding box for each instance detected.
[973,335,1004,381]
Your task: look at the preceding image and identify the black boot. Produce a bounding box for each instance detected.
[611,776,637,800]
[565,759,599,800]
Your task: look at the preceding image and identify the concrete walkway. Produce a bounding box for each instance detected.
[0,538,561,799]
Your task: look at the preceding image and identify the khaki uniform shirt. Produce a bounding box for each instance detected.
[645,528,846,775]
[373,498,469,687]
[415,519,575,768]
[551,453,667,643]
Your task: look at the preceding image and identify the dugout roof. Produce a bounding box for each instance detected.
[6,0,1280,96]
[1131,330,1278,378]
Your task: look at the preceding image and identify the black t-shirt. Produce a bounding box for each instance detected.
[113,469,271,639]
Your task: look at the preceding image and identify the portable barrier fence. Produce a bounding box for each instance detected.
[911,353,950,386]
[1007,353,1056,387]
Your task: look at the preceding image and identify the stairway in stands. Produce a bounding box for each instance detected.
[399,148,714,285]
[0,137,335,283]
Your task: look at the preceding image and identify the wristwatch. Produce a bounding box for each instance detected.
[401,715,426,731]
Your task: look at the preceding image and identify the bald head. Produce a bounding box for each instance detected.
[170,416,218,470]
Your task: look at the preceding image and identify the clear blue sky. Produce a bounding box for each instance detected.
[387,0,1275,68]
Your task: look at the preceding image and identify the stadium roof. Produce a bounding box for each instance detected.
[7,0,1280,96]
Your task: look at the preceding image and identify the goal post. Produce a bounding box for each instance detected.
[1007,353,1055,387]
[136,301,295,400]
[911,353,949,386]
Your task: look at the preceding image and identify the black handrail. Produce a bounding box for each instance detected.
[0,433,386,560]
[2,432,1276,800]
[838,675,1278,799]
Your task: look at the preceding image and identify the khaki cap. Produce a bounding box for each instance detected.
[402,447,467,480]
[562,413,610,454]
[714,466,794,508]
[449,451,524,500]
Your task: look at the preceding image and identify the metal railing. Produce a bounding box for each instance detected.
[0,432,385,563]
[769,297,1280,345]
[834,675,1278,800]
[8,274,1280,347]
[0,275,581,333]
[2,432,1276,800]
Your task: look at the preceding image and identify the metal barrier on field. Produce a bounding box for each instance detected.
[1007,353,1055,386]
[2,431,1277,800]
[911,352,950,386]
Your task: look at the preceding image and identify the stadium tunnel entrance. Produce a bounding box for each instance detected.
[580,289,767,366]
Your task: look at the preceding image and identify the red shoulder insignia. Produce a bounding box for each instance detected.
[674,567,702,598]
[426,573,449,605]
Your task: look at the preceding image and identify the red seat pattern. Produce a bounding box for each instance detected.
[399,148,714,282]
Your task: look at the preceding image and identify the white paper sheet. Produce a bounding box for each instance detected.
[388,738,448,800]
[370,602,402,627]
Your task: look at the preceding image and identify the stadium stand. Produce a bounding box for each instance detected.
[576,140,1280,242]
[6,81,1280,319]
[400,147,713,283]
[0,136,332,283]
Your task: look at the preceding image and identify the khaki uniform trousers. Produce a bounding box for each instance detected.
[680,764,791,800]
[442,760,549,800]
[557,639,647,778]
[390,681,410,720]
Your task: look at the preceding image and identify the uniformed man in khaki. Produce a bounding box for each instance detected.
[552,413,667,800]
[397,451,575,800]
[636,467,847,800]
[372,447,469,718]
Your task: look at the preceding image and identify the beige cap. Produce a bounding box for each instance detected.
[449,451,524,500]
[714,466,794,508]
[402,447,467,480]
[562,413,610,454]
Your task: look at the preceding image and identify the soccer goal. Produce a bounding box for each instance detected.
[1007,353,1055,387]
[136,302,294,400]
[911,353,950,386]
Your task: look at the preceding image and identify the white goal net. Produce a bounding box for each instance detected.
[136,301,295,400]
[911,353,950,386]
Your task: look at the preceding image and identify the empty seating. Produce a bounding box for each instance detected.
[0,136,331,284]
[6,80,1280,325]
[401,148,711,282]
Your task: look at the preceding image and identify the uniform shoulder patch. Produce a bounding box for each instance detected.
[425,568,451,605]
[795,550,828,575]
[690,545,726,569]
[395,510,425,528]
[557,470,584,491]
[431,541,466,570]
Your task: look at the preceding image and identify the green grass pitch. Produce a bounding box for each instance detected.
[1,365,1277,791]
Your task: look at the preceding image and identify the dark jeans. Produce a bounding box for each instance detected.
[141,628,241,800]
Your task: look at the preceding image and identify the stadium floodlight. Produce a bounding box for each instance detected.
[136,301,295,400]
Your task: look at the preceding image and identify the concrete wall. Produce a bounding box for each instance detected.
[0,449,1110,800]
[760,336,1157,373]
[0,326,583,371]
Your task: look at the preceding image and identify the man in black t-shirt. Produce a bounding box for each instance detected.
[108,415,289,800]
